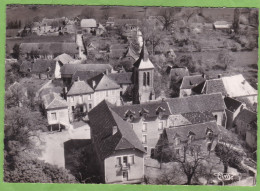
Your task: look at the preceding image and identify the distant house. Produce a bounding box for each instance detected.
[60,63,112,86]
[88,100,146,183]
[54,53,75,65]
[114,19,140,32]
[213,21,231,31]
[224,97,245,130]
[234,108,257,140]
[179,74,206,97]
[105,17,115,27]
[42,92,71,129]
[156,121,227,157]
[19,42,79,59]
[80,19,104,35]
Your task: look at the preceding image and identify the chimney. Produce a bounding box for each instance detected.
[218,74,222,78]
[64,87,68,100]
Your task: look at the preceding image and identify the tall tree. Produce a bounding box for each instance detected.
[233,8,240,34]
[157,7,180,31]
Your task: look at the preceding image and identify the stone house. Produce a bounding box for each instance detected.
[111,101,172,157]
[88,100,146,184]
[42,92,71,129]
[66,79,94,122]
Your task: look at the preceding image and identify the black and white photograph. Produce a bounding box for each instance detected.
[4,5,258,185]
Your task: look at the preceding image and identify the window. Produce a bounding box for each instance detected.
[80,105,84,112]
[72,106,75,113]
[88,94,92,100]
[142,123,147,132]
[129,155,134,165]
[151,148,155,158]
[147,72,150,86]
[89,104,92,110]
[142,135,147,144]
[143,72,146,86]
[116,157,121,166]
[123,156,128,165]
[144,146,148,152]
[70,96,74,102]
[51,112,57,121]
[158,121,163,130]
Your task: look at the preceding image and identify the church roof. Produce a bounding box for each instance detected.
[133,43,154,70]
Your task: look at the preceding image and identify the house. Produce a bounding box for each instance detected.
[114,19,140,32]
[166,93,226,127]
[88,100,146,183]
[66,79,94,122]
[234,108,257,139]
[107,72,133,96]
[132,44,155,104]
[213,21,231,31]
[179,74,206,97]
[60,63,113,86]
[224,96,245,129]
[106,17,115,27]
[156,121,227,157]
[54,53,75,65]
[71,70,101,83]
[80,19,97,35]
[111,101,172,157]
[19,42,79,59]
[20,59,58,79]
[195,77,227,96]
[42,92,71,129]
[87,73,121,106]
[96,23,106,35]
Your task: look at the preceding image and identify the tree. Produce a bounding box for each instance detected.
[81,7,95,19]
[12,43,20,59]
[217,50,234,70]
[157,7,180,31]
[233,8,240,34]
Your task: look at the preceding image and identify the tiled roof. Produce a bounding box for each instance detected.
[166,121,225,142]
[170,67,189,83]
[31,59,57,75]
[107,72,133,84]
[205,79,227,95]
[80,19,97,28]
[61,64,112,76]
[87,73,120,91]
[224,97,242,112]
[54,53,75,65]
[71,70,102,83]
[111,101,171,120]
[67,80,94,96]
[165,93,225,114]
[182,111,215,124]
[42,92,68,109]
[235,108,257,125]
[180,75,206,89]
[88,100,145,160]
[20,42,78,56]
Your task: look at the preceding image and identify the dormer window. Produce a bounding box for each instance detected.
[156,106,166,118]
[124,110,136,120]
[139,108,149,118]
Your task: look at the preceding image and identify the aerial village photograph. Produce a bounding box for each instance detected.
[4,5,258,186]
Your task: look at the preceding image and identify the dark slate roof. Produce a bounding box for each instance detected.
[170,67,189,83]
[224,97,242,112]
[165,93,225,114]
[87,73,120,91]
[205,79,227,95]
[235,108,257,125]
[42,92,68,109]
[88,100,145,160]
[31,59,56,75]
[166,121,225,142]
[182,111,215,124]
[20,42,78,56]
[180,75,206,89]
[111,101,171,120]
[107,72,133,85]
[71,71,102,83]
[67,80,94,96]
[61,64,112,76]
[192,81,206,94]
[133,44,153,69]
